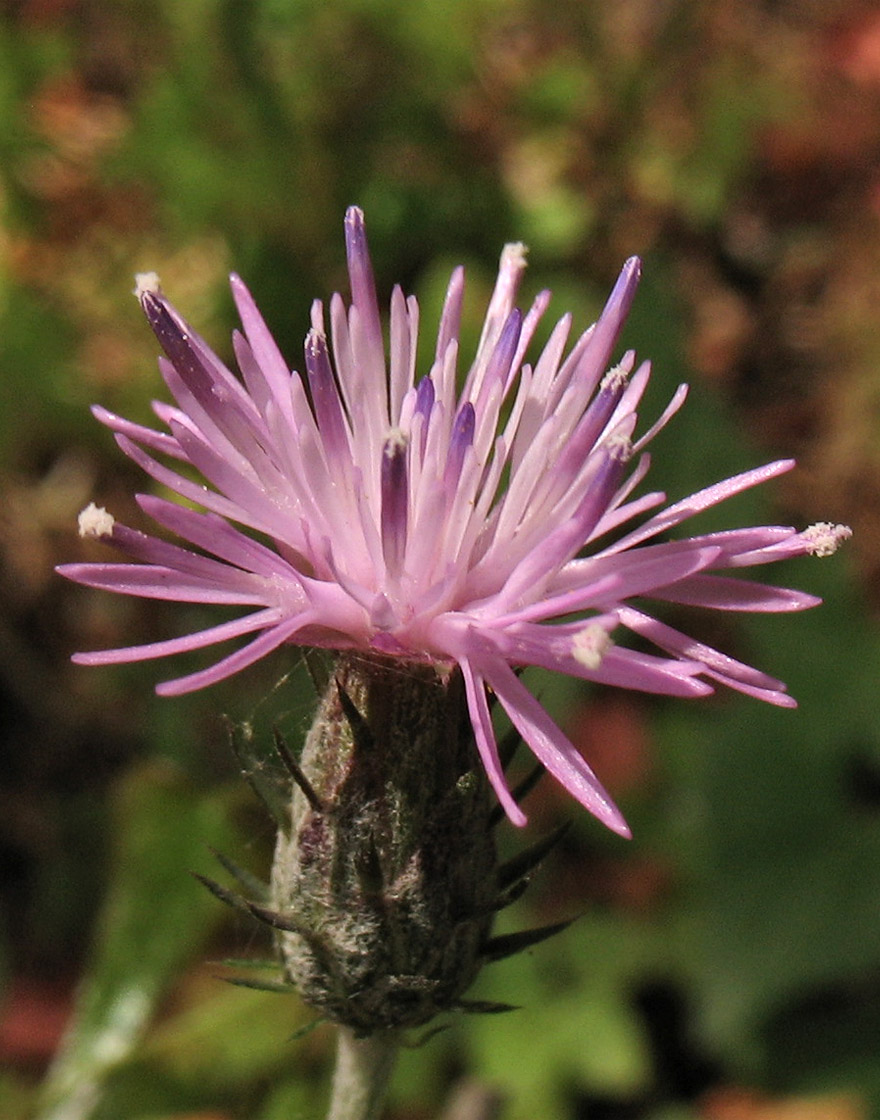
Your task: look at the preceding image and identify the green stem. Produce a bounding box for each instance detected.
[326,1027,399,1120]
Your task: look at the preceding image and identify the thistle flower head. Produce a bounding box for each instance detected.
[59,208,850,836]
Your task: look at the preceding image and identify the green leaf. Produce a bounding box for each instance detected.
[0,1070,36,1120]
[656,553,880,1059]
[136,982,316,1093]
[259,1073,326,1120]
[36,762,242,1120]
[465,913,654,1120]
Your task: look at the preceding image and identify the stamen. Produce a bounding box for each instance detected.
[802,522,853,557]
[572,624,613,670]
[599,361,630,394]
[78,503,115,539]
[605,433,633,462]
[501,242,528,273]
[133,272,161,299]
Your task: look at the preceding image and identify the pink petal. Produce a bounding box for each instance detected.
[459,657,527,827]
[72,607,285,665]
[650,573,821,612]
[156,612,312,695]
[474,643,631,836]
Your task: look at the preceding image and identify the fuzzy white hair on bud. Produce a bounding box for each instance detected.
[572,623,613,670]
[802,522,852,558]
[78,503,115,539]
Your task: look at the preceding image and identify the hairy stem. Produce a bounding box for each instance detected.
[326,1027,399,1120]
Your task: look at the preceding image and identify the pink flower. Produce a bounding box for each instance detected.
[59,208,850,836]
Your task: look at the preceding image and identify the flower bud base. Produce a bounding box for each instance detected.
[271,653,498,1034]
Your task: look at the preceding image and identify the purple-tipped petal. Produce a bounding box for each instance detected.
[304,328,351,460]
[444,402,475,496]
[380,431,409,578]
[344,206,386,389]
[471,308,523,409]
[65,212,848,835]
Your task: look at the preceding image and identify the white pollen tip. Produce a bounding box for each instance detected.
[78,502,115,539]
[802,522,852,557]
[500,242,528,270]
[605,433,633,461]
[600,362,630,393]
[383,427,408,455]
[572,623,614,671]
[305,326,327,352]
[133,272,162,299]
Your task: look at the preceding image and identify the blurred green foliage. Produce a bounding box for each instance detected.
[1,1,879,1118]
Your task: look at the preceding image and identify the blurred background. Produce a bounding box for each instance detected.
[1,1,880,1117]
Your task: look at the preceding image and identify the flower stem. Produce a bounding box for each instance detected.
[326,1027,399,1120]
